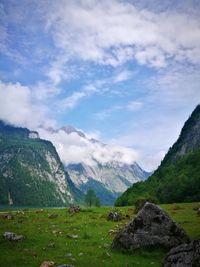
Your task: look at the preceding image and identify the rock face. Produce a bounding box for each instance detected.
[67,161,150,205]
[163,240,200,267]
[112,202,190,251]
[0,120,75,206]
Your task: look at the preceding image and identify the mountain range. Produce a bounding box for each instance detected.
[0,120,149,206]
[57,126,150,205]
[115,104,200,206]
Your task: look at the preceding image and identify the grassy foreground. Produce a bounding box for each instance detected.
[0,203,200,267]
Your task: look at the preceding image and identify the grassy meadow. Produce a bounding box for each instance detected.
[0,203,200,267]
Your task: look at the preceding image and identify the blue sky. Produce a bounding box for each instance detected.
[0,0,200,170]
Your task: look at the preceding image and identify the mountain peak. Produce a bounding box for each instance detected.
[60,125,86,138]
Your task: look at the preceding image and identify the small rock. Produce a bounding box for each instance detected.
[193,205,200,211]
[107,211,122,221]
[17,210,25,215]
[103,243,110,248]
[108,229,116,235]
[68,206,81,214]
[78,252,83,256]
[197,208,200,216]
[1,214,14,220]
[40,261,55,267]
[65,253,72,257]
[3,232,24,241]
[66,234,78,239]
[36,209,44,213]
[163,240,200,267]
[48,214,58,219]
[47,242,55,248]
[106,252,111,257]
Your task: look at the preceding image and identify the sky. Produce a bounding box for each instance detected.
[0,0,200,171]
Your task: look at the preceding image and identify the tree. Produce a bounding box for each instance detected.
[85,189,96,207]
[95,197,101,207]
[84,189,101,207]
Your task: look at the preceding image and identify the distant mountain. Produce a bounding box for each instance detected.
[66,161,149,205]
[115,105,200,206]
[57,126,150,205]
[0,120,80,206]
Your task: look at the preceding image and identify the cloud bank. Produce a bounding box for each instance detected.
[38,128,139,167]
[44,0,200,72]
[0,80,55,129]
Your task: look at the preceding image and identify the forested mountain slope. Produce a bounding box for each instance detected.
[115,105,200,206]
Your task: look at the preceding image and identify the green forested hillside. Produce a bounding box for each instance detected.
[115,105,200,206]
[0,121,75,206]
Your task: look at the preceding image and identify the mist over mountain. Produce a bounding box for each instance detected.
[38,125,150,204]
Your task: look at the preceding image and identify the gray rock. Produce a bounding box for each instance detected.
[68,206,80,214]
[107,211,122,221]
[48,214,58,219]
[112,202,190,251]
[197,208,200,216]
[163,240,200,267]
[3,231,24,241]
[1,213,14,220]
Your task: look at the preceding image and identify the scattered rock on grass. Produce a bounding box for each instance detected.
[68,206,81,214]
[197,208,200,216]
[107,211,122,221]
[65,253,73,257]
[36,209,44,213]
[40,261,55,267]
[112,202,190,251]
[3,232,24,241]
[66,234,78,239]
[1,214,14,220]
[163,240,200,267]
[48,214,58,219]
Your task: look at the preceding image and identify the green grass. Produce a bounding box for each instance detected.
[0,203,200,267]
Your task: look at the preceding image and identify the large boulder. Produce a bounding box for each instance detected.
[163,240,200,267]
[112,202,190,251]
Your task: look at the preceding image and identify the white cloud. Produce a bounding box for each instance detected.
[95,105,122,120]
[43,0,200,68]
[127,101,144,111]
[38,127,139,166]
[113,70,133,83]
[0,80,55,129]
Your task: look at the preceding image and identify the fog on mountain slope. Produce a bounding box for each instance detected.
[38,126,150,205]
[38,126,139,166]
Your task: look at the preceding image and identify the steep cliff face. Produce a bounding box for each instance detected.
[0,121,74,206]
[115,105,200,206]
[162,105,200,165]
[67,161,149,192]
[50,125,150,205]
